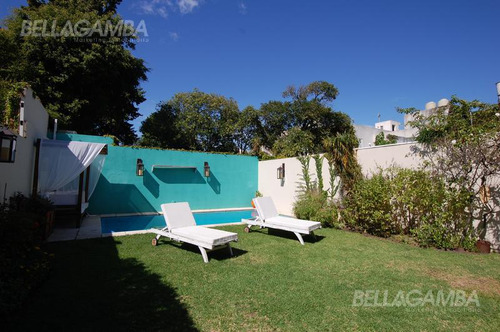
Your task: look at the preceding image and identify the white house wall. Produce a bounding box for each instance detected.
[354,125,417,148]
[0,88,48,201]
[258,155,336,216]
[354,124,383,148]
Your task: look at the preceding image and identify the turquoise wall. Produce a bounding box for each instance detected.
[56,133,114,144]
[57,134,258,214]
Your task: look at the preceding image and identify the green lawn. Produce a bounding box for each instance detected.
[4,226,500,331]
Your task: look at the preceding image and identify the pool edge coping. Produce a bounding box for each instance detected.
[95,206,254,218]
[98,208,253,238]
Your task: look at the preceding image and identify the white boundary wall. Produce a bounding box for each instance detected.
[258,142,499,251]
[356,142,421,176]
[258,143,421,216]
[258,155,337,216]
[0,88,48,201]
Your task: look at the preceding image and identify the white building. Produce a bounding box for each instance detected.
[354,122,414,148]
[354,99,449,148]
[0,87,49,202]
[375,119,401,131]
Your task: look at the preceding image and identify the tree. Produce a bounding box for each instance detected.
[282,81,338,103]
[375,132,398,145]
[138,103,185,149]
[256,81,354,155]
[140,90,241,153]
[323,132,362,198]
[399,96,500,240]
[256,101,293,149]
[1,0,148,144]
[140,82,355,155]
[272,127,315,157]
[234,106,260,153]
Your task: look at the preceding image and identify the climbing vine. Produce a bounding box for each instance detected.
[0,81,27,130]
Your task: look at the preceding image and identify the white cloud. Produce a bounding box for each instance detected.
[140,2,154,14]
[157,7,169,18]
[238,2,247,15]
[177,0,200,14]
[139,0,171,18]
[169,31,179,41]
[138,0,201,17]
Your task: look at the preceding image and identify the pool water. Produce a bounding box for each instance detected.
[101,209,255,233]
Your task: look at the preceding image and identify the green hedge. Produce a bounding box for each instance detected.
[294,191,341,228]
[0,194,53,316]
[342,168,476,250]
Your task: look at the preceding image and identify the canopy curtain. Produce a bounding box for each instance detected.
[53,154,106,198]
[38,140,105,195]
[88,154,106,197]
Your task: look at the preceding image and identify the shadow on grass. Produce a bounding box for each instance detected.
[254,228,325,244]
[3,237,198,331]
[158,240,247,261]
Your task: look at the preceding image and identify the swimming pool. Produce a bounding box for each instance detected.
[101,209,255,233]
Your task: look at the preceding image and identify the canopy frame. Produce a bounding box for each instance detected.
[32,139,108,227]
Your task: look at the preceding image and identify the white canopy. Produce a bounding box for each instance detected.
[38,139,106,197]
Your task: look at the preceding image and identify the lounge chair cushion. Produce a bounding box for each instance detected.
[265,216,321,234]
[253,197,279,219]
[171,226,238,248]
[161,202,196,230]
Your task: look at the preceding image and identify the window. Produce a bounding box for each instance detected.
[0,127,17,163]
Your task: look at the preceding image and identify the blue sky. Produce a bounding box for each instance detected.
[2,0,499,135]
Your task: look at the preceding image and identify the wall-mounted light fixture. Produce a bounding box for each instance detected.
[0,127,17,163]
[277,163,285,179]
[19,101,26,138]
[204,162,210,177]
[136,158,144,176]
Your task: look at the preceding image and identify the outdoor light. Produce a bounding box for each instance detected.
[136,158,144,176]
[0,126,17,163]
[204,162,210,177]
[277,163,285,179]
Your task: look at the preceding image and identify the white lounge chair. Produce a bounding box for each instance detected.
[244,197,321,245]
[151,202,238,263]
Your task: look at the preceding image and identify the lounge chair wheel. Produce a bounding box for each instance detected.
[152,238,158,246]
[244,226,250,233]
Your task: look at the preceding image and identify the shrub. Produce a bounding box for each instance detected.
[342,173,395,237]
[0,194,53,316]
[389,168,445,233]
[294,191,325,221]
[293,191,340,228]
[410,187,476,251]
[342,168,476,250]
[294,155,341,228]
[412,223,457,249]
[316,204,341,228]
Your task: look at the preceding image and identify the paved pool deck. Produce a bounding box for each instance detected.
[47,216,102,242]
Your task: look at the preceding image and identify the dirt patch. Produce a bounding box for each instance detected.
[425,269,500,296]
[384,261,500,296]
[385,260,414,273]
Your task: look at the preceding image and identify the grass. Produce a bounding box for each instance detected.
[4,226,500,331]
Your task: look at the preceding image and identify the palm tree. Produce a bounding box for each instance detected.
[323,132,361,198]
